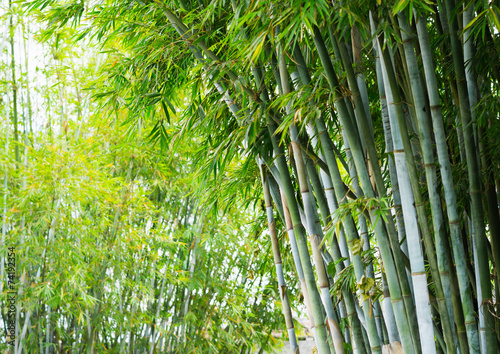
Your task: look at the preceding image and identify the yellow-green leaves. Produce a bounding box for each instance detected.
[357,275,375,301]
[350,238,364,256]
[392,0,434,22]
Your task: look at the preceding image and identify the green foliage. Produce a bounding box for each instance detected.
[3,0,500,351]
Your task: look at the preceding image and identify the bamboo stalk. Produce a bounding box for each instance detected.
[268,116,331,353]
[415,14,480,354]
[311,23,416,353]
[372,38,410,284]
[397,16,458,347]
[442,0,497,351]
[376,27,457,354]
[1,92,10,295]
[376,26,436,353]
[161,10,323,352]
[253,52,331,351]
[291,47,370,353]
[9,0,19,163]
[463,4,500,315]
[278,188,320,346]
[259,160,300,354]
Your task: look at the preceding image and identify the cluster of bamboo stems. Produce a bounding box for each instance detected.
[161,1,500,353]
[2,0,500,352]
[0,6,277,351]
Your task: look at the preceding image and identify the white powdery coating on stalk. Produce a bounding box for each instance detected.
[275,263,285,287]
[320,287,335,320]
[266,206,274,226]
[381,295,399,344]
[288,328,299,352]
[471,220,487,353]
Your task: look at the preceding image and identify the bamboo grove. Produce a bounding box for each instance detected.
[2,0,500,352]
[0,4,285,353]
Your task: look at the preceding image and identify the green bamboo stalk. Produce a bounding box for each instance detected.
[332,18,419,310]
[291,47,375,353]
[16,115,29,353]
[269,56,335,272]
[381,273,400,344]
[156,14,318,352]
[46,305,52,354]
[260,86,332,354]
[478,121,500,338]
[268,163,317,342]
[372,39,410,274]
[350,25,374,143]
[38,316,43,353]
[442,0,497,351]
[333,26,420,342]
[259,161,300,353]
[289,137,344,353]
[341,128,387,344]
[350,61,400,341]
[400,11,470,349]
[463,4,500,311]
[159,32,329,354]
[414,14,480,353]
[278,188,320,346]
[268,173,285,223]
[308,123,351,269]
[21,21,33,145]
[470,217,487,352]
[0,97,9,295]
[376,23,457,354]
[330,19,420,327]
[288,70,351,271]
[299,131,365,348]
[267,109,331,354]
[309,25,416,353]
[157,22,329,351]
[397,16,458,343]
[9,0,19,163]
[376,28,436,353]
[253,54,332,351]
[301,122,381,353]
[150,268,166,352]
